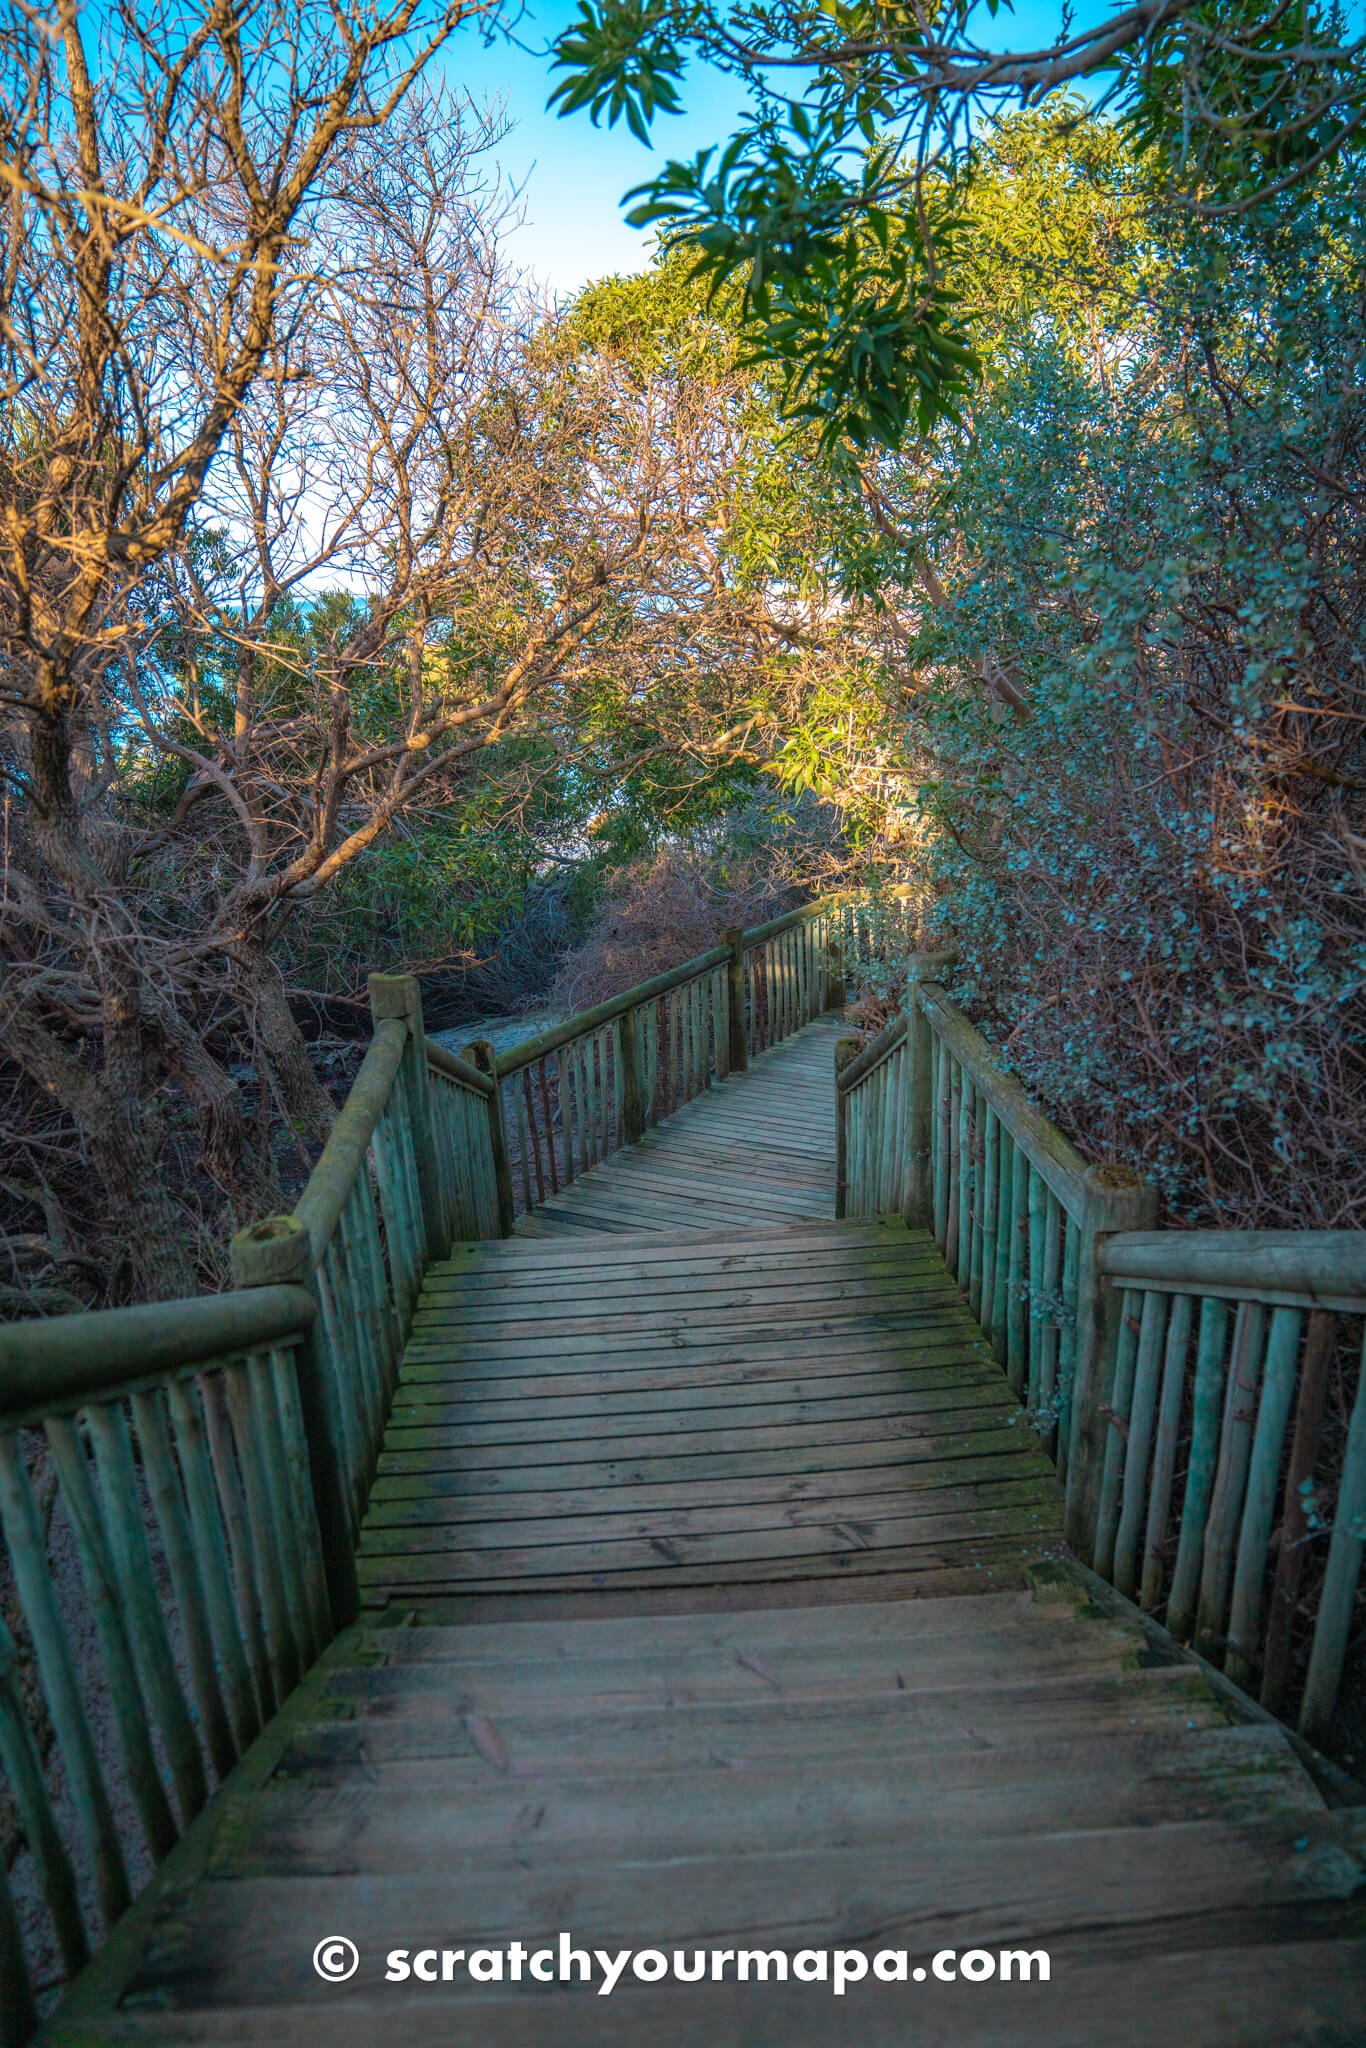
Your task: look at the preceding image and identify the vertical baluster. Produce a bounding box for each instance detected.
[0,1605,88,1977]
[334,1206,383,1456]
[945,1056,962,1270]
[954,1070,971,1290]
[989,1127,1013,1368]
[1195,1301,1267,1662]
[43,1413,179,1859]
[978,1108,998,1331]
[681,981,694,1103]
[557,1045,575,1183]
[358,1173,401,1392]
[200,1371,276,1715]
[1092,1288,1146,1581]
[84,1403,208,1824]
[577,1035,593,1166]
[222,1361,299,1704]
[0,1431,131,1930]
[372,1098,421,1330]
[427,1069,455,1245]
[519,1069,542,1205]
[1139,1292,1195,1611]
[931,1033,949,1244]
[1111,1289,1172,1595]
[1026,1167,1046,1415]
[267,1349,332,1662]
[1055,1215,1082,1475]
[254,1347,323,1669]
[165,1378,261,1749]
[1261,1310,1336,1714]
[1299,1321,1366,1742]
[1006,1139,1028,1391]
[968,1083,986,1308]
[316,1242,371,1492]
[1166,1296,1231,1640]
[128,1385,237,1781]
[536,1056,558,1194]
[1039,1190,1063,1424]
[512,1072,533,1210]
[1225,1306,1304,1689]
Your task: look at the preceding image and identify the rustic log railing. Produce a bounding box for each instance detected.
[837,952,1366,1749]
[0,971,500,2042]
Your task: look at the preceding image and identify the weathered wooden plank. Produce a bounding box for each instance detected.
[373,1426,1037,1503]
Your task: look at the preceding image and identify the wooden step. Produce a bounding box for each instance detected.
[109,1811,1366,2010]
[279,1663,1230,1772]
[210,1723,1323,1880]
[63,1940,1366,2048]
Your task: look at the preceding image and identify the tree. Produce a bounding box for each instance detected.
[0,9,830,1307]
[549,0,1366,450]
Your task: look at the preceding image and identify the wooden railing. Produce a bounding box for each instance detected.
[837,951,1366,1746]
[0,971,500,2041]
[1094,1232,1366,1745]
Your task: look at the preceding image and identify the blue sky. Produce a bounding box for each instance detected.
[439,2,1120,298]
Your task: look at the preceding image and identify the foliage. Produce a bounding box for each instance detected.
[819,111,1366,1226]
[550,0,1366,451]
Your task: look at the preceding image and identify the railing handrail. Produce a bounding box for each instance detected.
[425,1038,495,1094]
[0,1284,315,1424]
[1103,1229,1366,1310]
[836,1012,907,1092]
[740,899,828,948]
[917,983,1094,1223]
[293,1015,409,1263]
[495,943,731,1077]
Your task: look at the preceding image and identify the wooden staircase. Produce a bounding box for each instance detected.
[50,1565,1365,2044]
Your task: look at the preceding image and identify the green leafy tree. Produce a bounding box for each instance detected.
[550,0,1366,450]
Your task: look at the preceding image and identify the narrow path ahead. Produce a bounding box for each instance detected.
[514,1014,845,1236]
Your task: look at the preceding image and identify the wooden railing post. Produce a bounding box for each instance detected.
[1064,1165,1159,1559]
[463,1038,516,1237]
[230,1214,360,1630]
[834,1035,859,1219]
[369,974,445,1265]
[823,916,845,1012]
[902,951,957,1230]
[721,927,748,1076]
[618,1005,645,1142]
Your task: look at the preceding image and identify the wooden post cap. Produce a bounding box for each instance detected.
[906,947,958,983]
[462,1039,497,1077]
[368,973,421,1022]
[231,1213,312,1288]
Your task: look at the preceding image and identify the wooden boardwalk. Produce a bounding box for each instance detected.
[358,1218,1064,1616]
[40,1015,1366,2045]
[513,1014,844,1236]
